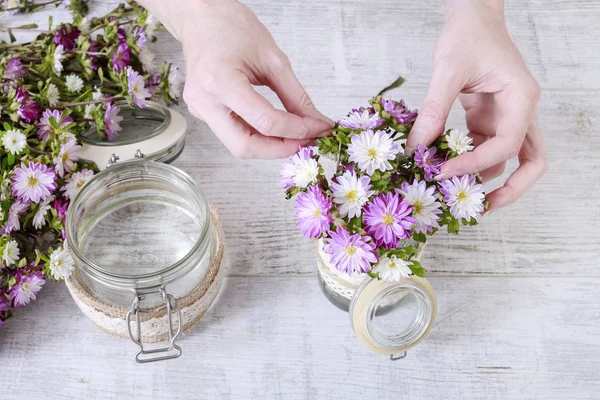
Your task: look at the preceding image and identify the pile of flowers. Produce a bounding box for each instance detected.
[282,95,487,281]
[0,1,180,325]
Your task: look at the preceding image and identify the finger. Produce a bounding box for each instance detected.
[213,71,331,140]
[468,131,489,147]
[189,99,313,159]
[479,161,506,182]
[465,105,498,137]
[436,86,534,179]
[406,66,464,153]
[486,111,547,210]
[267,63,334,125]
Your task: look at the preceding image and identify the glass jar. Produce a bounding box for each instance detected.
[66,154,221,363]
[316,239,437,359]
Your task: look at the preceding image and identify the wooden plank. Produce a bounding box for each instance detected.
[1,277,599,400]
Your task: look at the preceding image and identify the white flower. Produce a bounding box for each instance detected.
[46,83,59,107]
[92,87,103,101]
[78,17,91,34]
[331,170,374,218]
[2,240,19,265]
[49,247,75,280]
[53,45,65,75]
[139,47,156,72]
[145,13,159,38]
[293,158,319,188]
[127,67,151,108]
[374,255,412,282]
[398,180,442,234]
[53,138,81,177]
[84,88,104,119]
[168,67,181,99]
[440,174,485,221]
[66,74,84,93]
[347,130,400,176]
[33,195,54,230]
[446,129,474,155]
[2,129,27,155]
[61,169,94,199]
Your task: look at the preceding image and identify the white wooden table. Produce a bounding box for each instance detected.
[2,1,600,399]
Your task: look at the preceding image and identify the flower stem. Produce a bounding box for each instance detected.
[27,144,51,155]
[1,0,62,12]
[56,95,119,109]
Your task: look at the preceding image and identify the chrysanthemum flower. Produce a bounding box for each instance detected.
[112,43,131,72]
[1,129,27,155]
[11,162,57,203]
[65,74,84,93]
[338,107,385,130]
[16,91,40,123]
[33,195,54,230]
[53,45,65,75]
[61,168,94,200]
[38,109,73,142]
[46,83,59,107]
[127,67,150,108]
[52,24,80,51]
[280,147,319,189]
[446,129,474,155]
[48,247,75,280]
[414,144,444,180]
[168,67,181,99]
[104,102,124,141]
[374,255,412,282]
[9,271,45,308]
[363,192,415,249]
[439,174,485,220]
[3,201,28,234]
[398,180,442,234]
[2,240,19,265]
[295,185,333,239]
[323,227,378,275]
[347,129,399,175]
[331,170,374,218]
[381,98,418,124]
[4,58,25,80]
[53,138,81,178]
[139,48,156,72]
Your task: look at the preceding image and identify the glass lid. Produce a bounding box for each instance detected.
[350,276,437,356]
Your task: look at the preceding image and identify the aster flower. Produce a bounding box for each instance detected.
[2,129,27,155]
[53,198,69,221]
[323,227,378,275]
[280,147,319,189]
[363,192,416,249]
[2,240,19,265]
[78,17,91,34]
[398,180,442,234]
[53,45,65,75]
[439,174,485,221]
[65,74,84,93]
[3,201,28,234]
[139,48,156,72]
[87,40,99,71]
[414,144,445,180]
[4,58,25,80]
[331,170,374,218]
[104,102,124,141]
[295,185,333,239]
[127,67,150,108]
[145,13,159,38]
[446,129,474,155]
[338,107,385,130]
[53,24,80,51]
[46,83,59,107]
[133,26,147,48]
[61,168,94,200]
[168,67,182,99]
[374,255,412,282]
[17,97,40,123]
[33,195,54,230]
[381,98,418,125]
[11,161,57,203]
[38,109,73,142]
[15,87,28,103]
[53,138,81,178]
[112,42,131,72]
[9,271,45,308]
[347,129,400,175]
[48,247,75,280]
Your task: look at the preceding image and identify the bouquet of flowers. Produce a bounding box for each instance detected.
[0,1,180,325]
[281,94,487,281]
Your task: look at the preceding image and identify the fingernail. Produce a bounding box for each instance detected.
[405,146,415,157]
[434,172,449,181]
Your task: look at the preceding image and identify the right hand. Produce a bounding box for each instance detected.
[150,0,333,159]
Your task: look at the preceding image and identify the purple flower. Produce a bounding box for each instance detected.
[15,87,28,103]
[381,98,418,124]
[11,161,57,203]
[414,144,445,180]
[127,67,150,108]
[295,185,333,239]
[5,58,25,80]
[53,24,80,51]
[338,106,385,130]
[133,26,147,48]
[88,40,99,71]
[363,192,416,249]
[17,99,40,123]
[323,227,378,275]
[0,292,9,312]
[117,27,127,43]
[53,198,69,221]
[104,102,123,141]
[439,174,485,221]
[280,146,314,189]
[37,109,73,142]
[3,201,28,234]
[111,42,131,72]
[9,271,45,308]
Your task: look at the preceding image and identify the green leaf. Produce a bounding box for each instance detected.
[412,232,427,243]
[447,218,460,234]
[7,29,16,43]
[7,153,15,166]
[378,76,405,96]
[367,270,380,279]
[409,260,427,277]
[348,216,363,232]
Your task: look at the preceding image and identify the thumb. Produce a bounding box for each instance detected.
[406,70,463,154]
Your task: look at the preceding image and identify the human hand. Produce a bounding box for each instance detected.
[140,0,333,159]
[406,0,547,211]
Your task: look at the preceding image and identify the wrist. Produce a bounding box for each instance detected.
[444,0,504,22]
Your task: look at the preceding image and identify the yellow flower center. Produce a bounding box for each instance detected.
[62,153,69,162]
[77,180,85,188]
[346,190,358,201]
[457,191,468,202]
[389,262,396,269]
[27,176,38,187]
[314,208,322,217]
[413,201,423,215]
[345,245,356,255]
[367,148,378,158]
[382,214,394,225]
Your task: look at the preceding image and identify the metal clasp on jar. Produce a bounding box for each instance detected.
[106,149,146,168]
[125,287,183,363]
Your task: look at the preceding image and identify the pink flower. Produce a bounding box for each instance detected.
[52,24,80,51]
[323,227,378,275]
[295,185,333,239]
[104,102,123,141]
[338,107,385,130]
[53,198,69,221]
[112,42,131,72]
[127,67,150,108]
[9,271,45,308]
[4,58,25,80]
[363,192,416,249]
[414,144,445,181]
[15,89,40,123]
[61,168,94,199]
[53,138,81,177]
[381,98,418,124]
[38,109,73,142]
[11,162,57,203]
[3,201,29,234]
